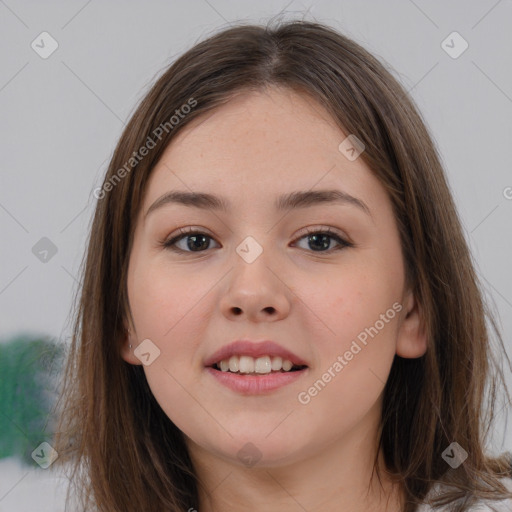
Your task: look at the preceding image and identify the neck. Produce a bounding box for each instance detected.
[187,419,403,512]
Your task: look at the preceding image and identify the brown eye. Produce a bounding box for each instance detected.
[161,226,353,255]
[163,229,220,253]
[292,227,353,253]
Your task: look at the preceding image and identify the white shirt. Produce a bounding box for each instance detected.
[416,477,512,511]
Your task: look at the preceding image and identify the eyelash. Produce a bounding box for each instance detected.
[160,226,354,254]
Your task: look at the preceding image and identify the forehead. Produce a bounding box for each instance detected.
[142,87,381,213]
[159,87,344,165]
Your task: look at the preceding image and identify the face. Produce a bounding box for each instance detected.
[121,87,426,469]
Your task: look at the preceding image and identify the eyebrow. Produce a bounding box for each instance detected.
[144,189,372,219]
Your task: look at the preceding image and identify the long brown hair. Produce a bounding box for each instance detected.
[53,18,512,511]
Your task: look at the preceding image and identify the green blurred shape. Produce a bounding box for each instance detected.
[0,334,64,464]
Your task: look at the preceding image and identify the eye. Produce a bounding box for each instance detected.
[161,227,220,253]
[160,226,353,254]
[291,226,353,253]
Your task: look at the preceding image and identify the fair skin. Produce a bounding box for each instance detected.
[121,86,427,512]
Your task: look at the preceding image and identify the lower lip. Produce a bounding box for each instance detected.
[205,367,308,395]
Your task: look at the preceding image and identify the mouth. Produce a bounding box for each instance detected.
[205,355,309,395]
[208,354,308,375]
[204,340,309,393]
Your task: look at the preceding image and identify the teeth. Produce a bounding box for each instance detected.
[238,356,254,373]
[271,356,282,371]
[216,355,299,374]
[282,359,293,371]
[254,356,271,374]
[228,355,239,372]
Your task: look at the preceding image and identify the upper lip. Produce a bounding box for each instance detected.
[204,340,308,368]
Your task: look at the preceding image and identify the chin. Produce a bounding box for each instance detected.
[205,432,310,469]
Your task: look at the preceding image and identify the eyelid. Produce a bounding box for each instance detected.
[292,226,353,251]
[160,225,353,253]
[160,226,217,248]
[294,225,350,242]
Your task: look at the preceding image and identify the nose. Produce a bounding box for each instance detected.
[219,245,292,323]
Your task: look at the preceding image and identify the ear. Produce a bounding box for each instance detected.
[396,289,428,358]
[119,327,143,366]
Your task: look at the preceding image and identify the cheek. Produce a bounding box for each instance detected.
[129,257,222,376]
[296,271,399,436]
[313,263,395,333]
[306,254,402,384]
[129,259,204,337]
[128,261,212,429]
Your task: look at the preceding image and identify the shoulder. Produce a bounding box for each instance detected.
[415,477,512,512]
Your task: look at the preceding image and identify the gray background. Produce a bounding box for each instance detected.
[0,1,511,506]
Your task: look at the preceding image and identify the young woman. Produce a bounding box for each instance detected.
[53,19,512,511]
